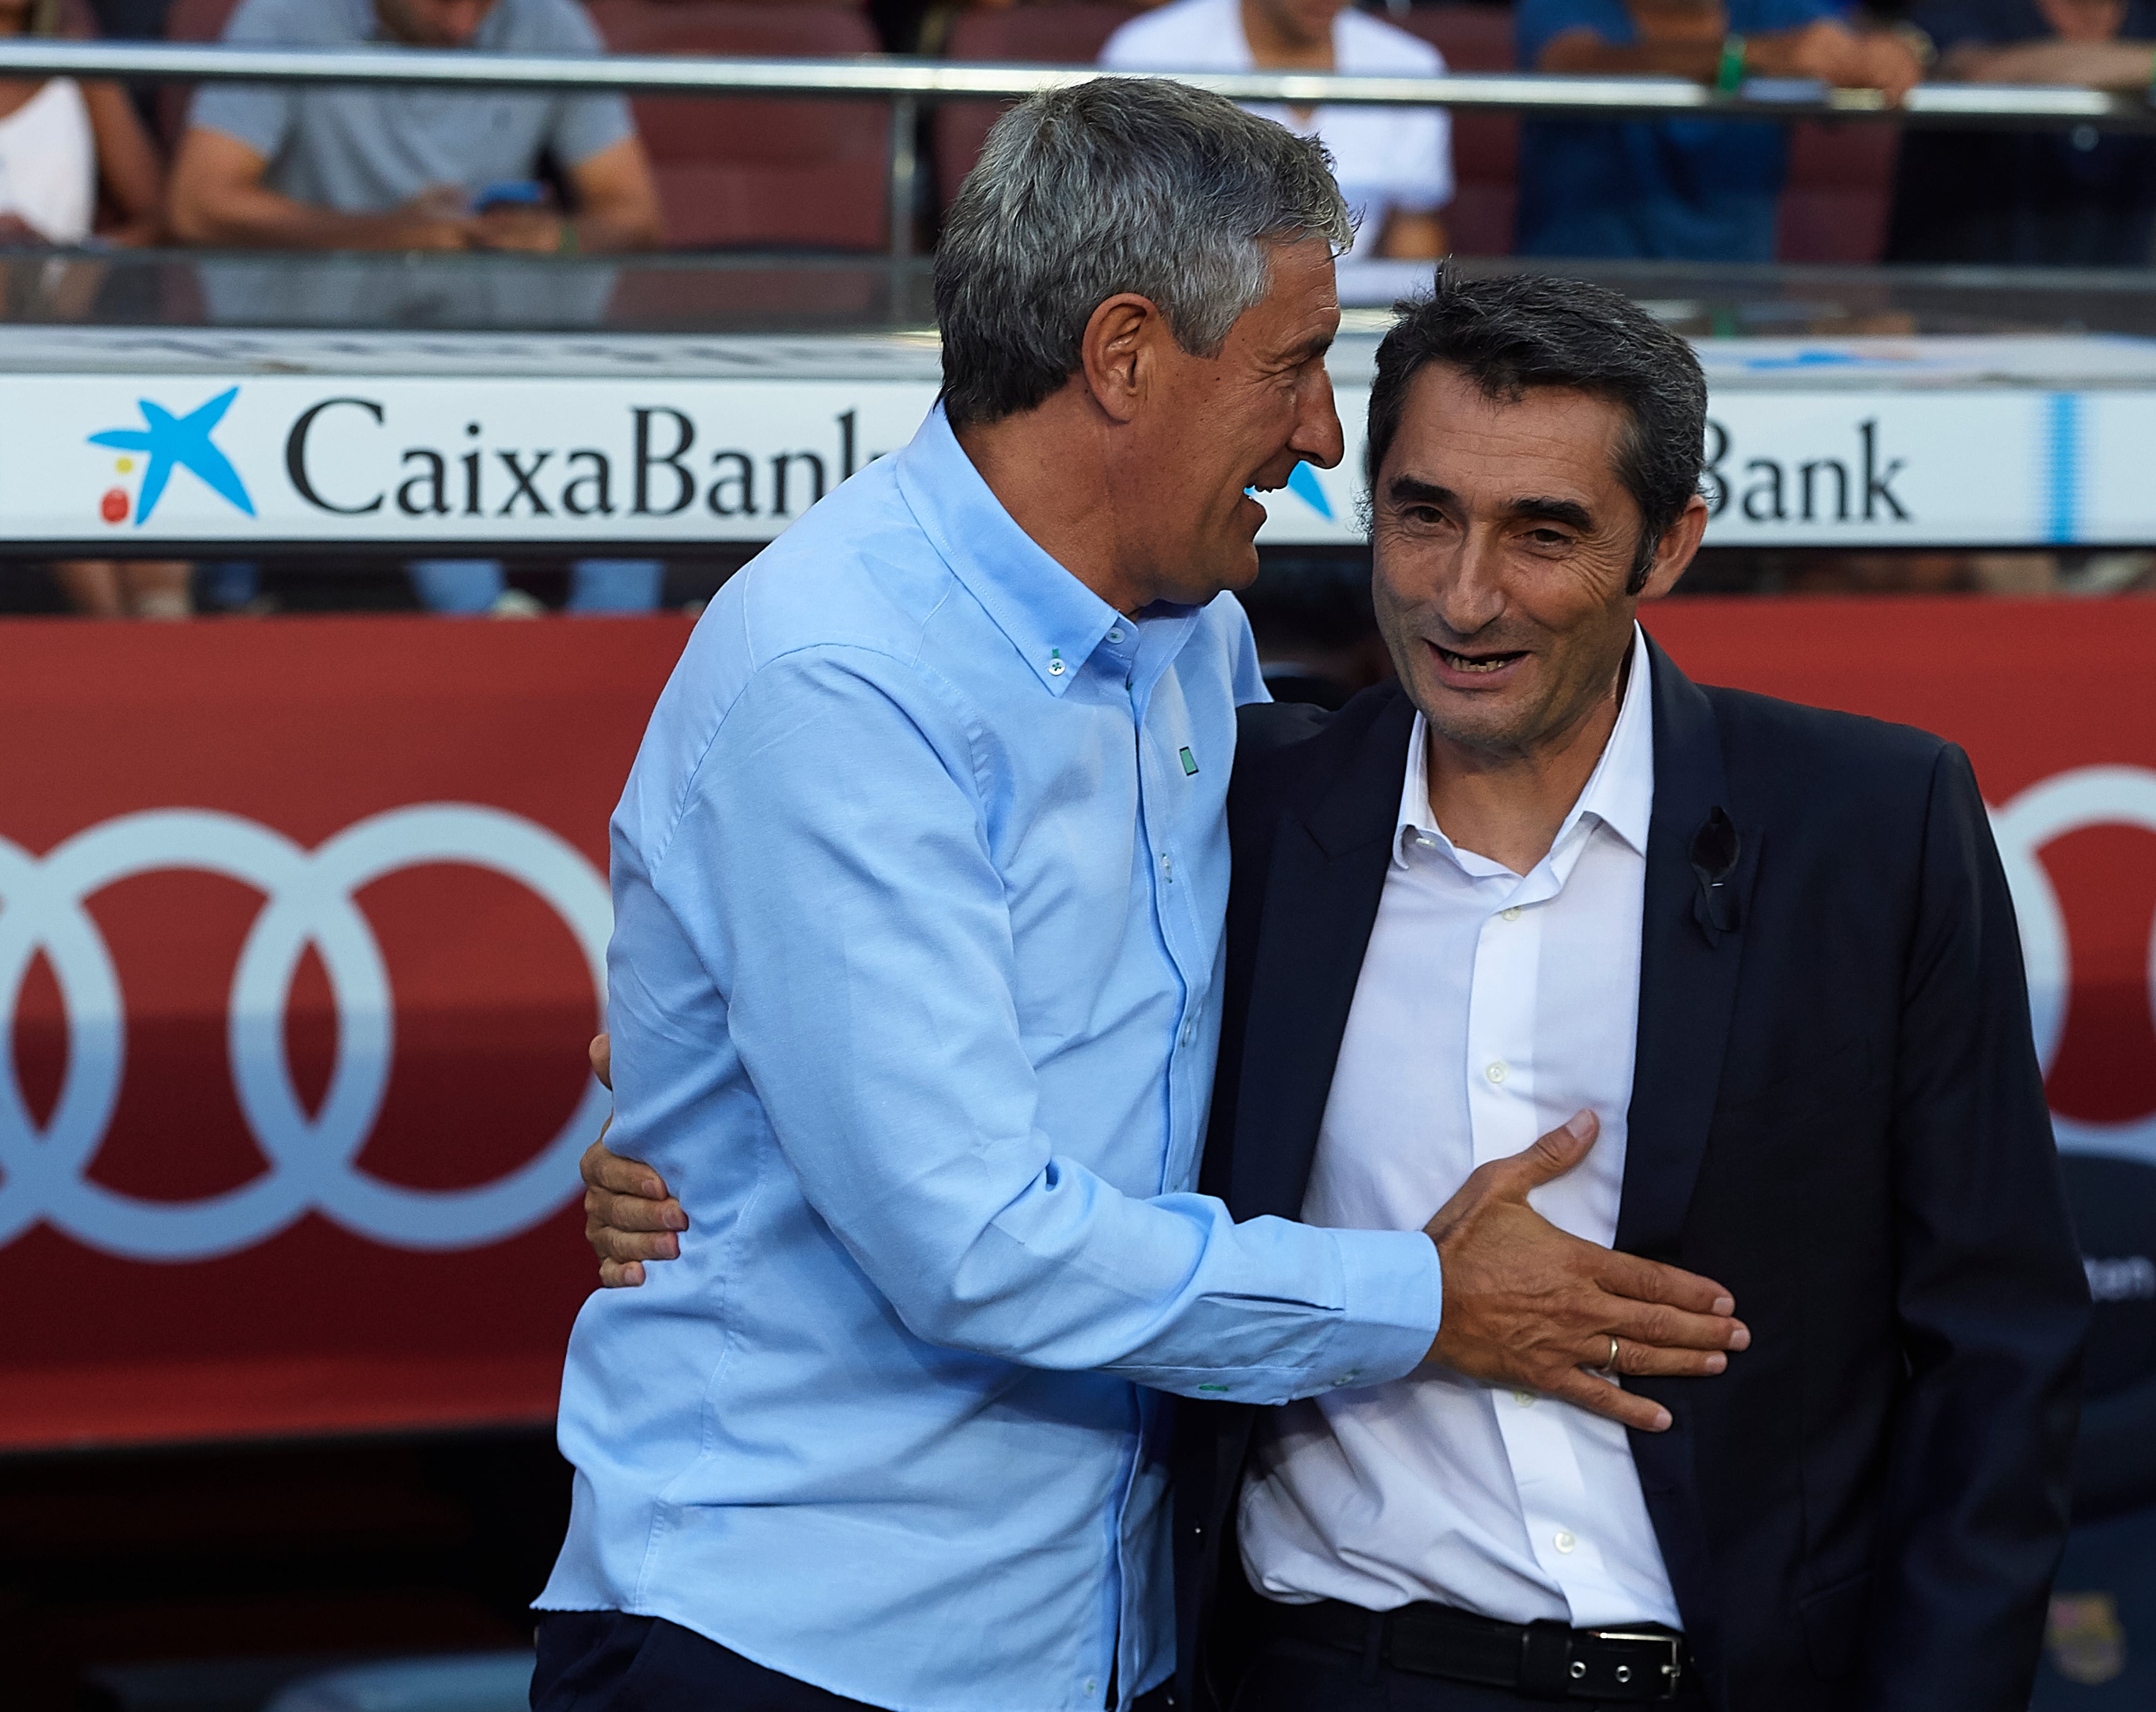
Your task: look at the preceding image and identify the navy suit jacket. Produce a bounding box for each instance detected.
[1172,635,2088,1712]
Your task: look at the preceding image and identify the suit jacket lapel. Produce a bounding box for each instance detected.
[1228,689,1416,1223]
[1617,635,1759,1260]
[1620,635,1762,1693]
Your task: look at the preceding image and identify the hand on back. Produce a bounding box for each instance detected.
[579,1032,688,1288]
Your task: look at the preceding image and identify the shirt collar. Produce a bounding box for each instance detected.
[892,404,1121,697]
[1394,622,1657,871]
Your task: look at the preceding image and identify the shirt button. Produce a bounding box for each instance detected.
[1512,1390,1536,1408]
[1047,659,1065,677]
[1107,627,1124,643]
[1502,906,1522,922]
[1486,1061,1508,1085]
[1553,1530,1578,1554]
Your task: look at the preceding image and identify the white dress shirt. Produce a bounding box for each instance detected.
[1238,630,1684,1631]
[1098,0,1453,255]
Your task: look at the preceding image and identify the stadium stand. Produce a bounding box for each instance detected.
[156,0,238,148]
[1778,120,1901,264]
[148,0,1896,262]
[587,1,889,249]
[942,6,1516,258]
[935,5,1141,214]
[1395,4,1516,258]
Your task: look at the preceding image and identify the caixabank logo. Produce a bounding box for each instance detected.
[86,386,257,529]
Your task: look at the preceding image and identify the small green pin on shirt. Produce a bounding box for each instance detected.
[1179,747,1199,776]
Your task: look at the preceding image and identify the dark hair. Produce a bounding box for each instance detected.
[1366,268,1707,592]
[934,78,1351,431]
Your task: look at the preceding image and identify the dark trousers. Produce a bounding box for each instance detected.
[1227,1633,1708,1712]
[533,1610,1178,1712]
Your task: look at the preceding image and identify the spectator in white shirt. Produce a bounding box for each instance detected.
[1101,0,1452,258]
[0,0,190,618]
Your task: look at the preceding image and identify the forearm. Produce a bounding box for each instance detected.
[85,82,163,238]
[1941,37,2156,88]
[170,181,459,251]
[1541,22,1904,90]
[1538,29,1720,80]
[1377,210,1448,260]
[564,199,659,257]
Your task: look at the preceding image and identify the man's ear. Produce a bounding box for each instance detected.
[1638,494,1710,601]
[1079,293,1165,425]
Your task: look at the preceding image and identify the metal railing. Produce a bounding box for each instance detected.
[4,36,2151,262]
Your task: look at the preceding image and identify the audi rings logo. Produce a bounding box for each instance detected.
[0,805,609,1263]
[1992,765,2156,1168]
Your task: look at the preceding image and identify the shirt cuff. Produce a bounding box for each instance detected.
[1310,1226,1443,1394]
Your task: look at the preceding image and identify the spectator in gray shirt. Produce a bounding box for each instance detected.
[168,0,667,615]
[169,0,662,255]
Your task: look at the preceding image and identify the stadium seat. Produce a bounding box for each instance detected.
[1395,5,1516,259]
[587,2,890,250]
[935,6,1140,212]
[1776,121,1900,264]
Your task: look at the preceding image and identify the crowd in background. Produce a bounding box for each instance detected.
[0,0,2152,616]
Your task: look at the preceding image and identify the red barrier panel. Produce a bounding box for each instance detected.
[0,599,2148,1453]
[0,616,690,1452]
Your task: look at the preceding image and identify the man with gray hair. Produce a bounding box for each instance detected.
[533,79,1743,1712]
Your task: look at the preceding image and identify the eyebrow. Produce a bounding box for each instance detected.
[1384,477,1594,532]
[1276,328,1336,366]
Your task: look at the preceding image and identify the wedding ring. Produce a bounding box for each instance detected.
[1601,1335,1621,1374]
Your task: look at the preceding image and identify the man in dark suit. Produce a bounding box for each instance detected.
[1176,272,2086,1712]
[579,271,2086,1712]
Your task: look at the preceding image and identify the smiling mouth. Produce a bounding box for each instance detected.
[1435,644,1526,675]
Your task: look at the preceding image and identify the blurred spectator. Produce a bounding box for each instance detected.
[0,0,188,616]
[0,0,163,247]
[168,0,664,255]
[1515,0,1920,259]
[1885,0,2156,265]
[168,0,667,617]
[1101,0,1452,258]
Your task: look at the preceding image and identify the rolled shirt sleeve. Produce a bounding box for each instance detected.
[664,643,1442,1406]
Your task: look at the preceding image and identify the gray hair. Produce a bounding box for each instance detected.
[935,78,1353,430]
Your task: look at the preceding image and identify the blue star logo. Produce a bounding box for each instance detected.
[1285,461,1333,520]
[1250,462,1337,522]
[89,386,256,526]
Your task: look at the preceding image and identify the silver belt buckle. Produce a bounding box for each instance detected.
[1588,1630,1684,1700]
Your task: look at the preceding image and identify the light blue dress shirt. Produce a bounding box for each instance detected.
[541,406,1443,1712]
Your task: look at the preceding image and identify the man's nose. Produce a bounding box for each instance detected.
[1433,530,1508,632]
[1289,368,1345,472]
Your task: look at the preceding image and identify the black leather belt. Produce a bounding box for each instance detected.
[1268,1595,1692,1703]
